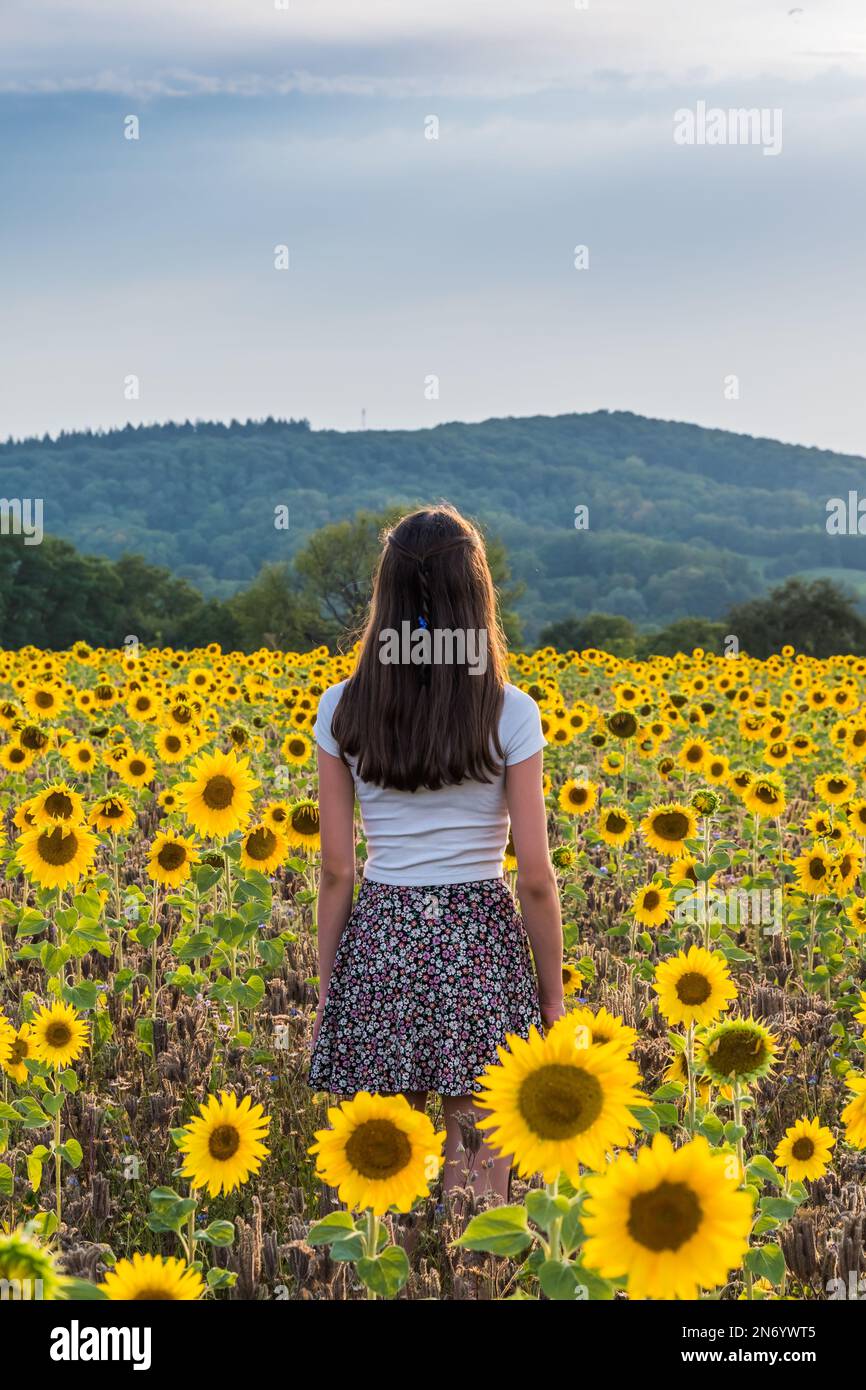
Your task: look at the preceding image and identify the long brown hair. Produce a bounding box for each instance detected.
[330,505,508,790]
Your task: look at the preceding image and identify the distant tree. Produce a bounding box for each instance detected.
[724,578,866,658]
[538,612,637,657]
[228,562,331,651]
[638,617,728,658]
[294,506,524,648]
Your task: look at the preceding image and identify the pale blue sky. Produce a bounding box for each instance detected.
[1,0,865,453]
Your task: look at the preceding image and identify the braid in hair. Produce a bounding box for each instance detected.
[387,533,475,688]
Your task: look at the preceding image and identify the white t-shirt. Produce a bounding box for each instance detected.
[313,681,546,886]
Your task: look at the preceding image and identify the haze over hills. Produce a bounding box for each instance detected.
[3,410,865,641]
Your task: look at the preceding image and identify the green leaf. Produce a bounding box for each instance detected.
[539,1259,583,1300]
[307,1211,356,1246]
[525,1189,568,1232]
[629,1105,660,1134]
[59,1139,83,1169]
[356,1245,410,1298]
[746,1155,783,1189]
[759,1196,800,1222]
[195,1219,235,1247]
[745,1242,786,1284]
[455,1205,532,1256]
[0,1163,13,1196]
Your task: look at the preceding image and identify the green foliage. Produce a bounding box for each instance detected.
[5,409,865,643]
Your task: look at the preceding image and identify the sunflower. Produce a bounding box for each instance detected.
[89,792,136,835]
[262,799,291,834]
[847,899,866,935]
[29,781,86,829]
[556,1005,638,1056]
[99,1252,204,1301]
[581,1133,753,1300]
[147,831,199,887]
[177,747,259,838]
[62,739,97,775]
[154,728,189,764]
[24,683,66,721]
[0,1224,67,1301]
[1,1023,34,1083]
[558,778,598,817]
[790,844,837,896]
[835,837,863,895]
[640,803,698,858]
[239,822,288,873]
[0,741,34,772]
[774,1116,835,1182]
[281,732,312,765]
[632,882,675,928]
[840,1075,866,1148]
[607,710,639,741]
[29,1002,89,1070]
[119,750,156,789]
[847,800,866,837]
[814,772,856,806]
[677,737,710,773]
[17,822,99,890]
[598,806,634,847]
[743,773,787,819]
[178,1091,270,1197]
[473,1026,645,1181]
[698,1017,778,1088]
[654,946,737,1028]
[284,799,321,851]
[561,963,583,997]
[309,1092,445,1216]
[704,754,730,786]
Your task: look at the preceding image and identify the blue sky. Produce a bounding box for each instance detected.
[1,0,865,453]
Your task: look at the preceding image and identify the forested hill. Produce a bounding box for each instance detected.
[3,410,865,634]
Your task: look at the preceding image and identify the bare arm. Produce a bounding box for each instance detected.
[314,746,356,1036]
[505,750,564,1028]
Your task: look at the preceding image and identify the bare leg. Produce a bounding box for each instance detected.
[442,1096,512,1201]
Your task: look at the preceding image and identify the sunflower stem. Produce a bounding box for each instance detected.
[364,1208,379,1299]
[53,1073,62,1227]
[686,1022,697,1139]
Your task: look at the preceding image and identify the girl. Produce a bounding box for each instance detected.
[309,504,564,1198]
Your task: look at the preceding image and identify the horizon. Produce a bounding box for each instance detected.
[3,405,866,464]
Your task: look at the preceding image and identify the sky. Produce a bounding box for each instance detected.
[1,0,865,454]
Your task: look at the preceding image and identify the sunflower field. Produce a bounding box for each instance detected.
[2,637,866,1303]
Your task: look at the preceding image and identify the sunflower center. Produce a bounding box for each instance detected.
[628,1181,703,1252]
[132,1290,174,1300]
[808,858,826,879]
[675,971,712,1006]
[9,747,26,763]
[291,805,320,835]
[791,1137,815,1161]
[642,890,660,911]
[606,813,627,834]
[44,791,74,819]
[34,690,54,708]
[165,735,182,753]
[36,828,79,866]
[129,760,147,777]
[345,1119,412,1180]
[100,798,124,819]
[755,784,778,804]
[708,1028,768,1077]
[653,811,689,840]
[828,779,847,795]
[608,712,637,738]
[45,1021,72,1048]
[518,1063,604,1140]
[685,746,702,763]
[157,843,187,871]
[9,1038,27,1064]
[288,740,306,756]
[568,787,588,807]
[246,827,278,860]
[208,1124,241,1161]
[202,775,235,810]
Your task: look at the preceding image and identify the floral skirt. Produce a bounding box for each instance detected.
[309,877,541,1097]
